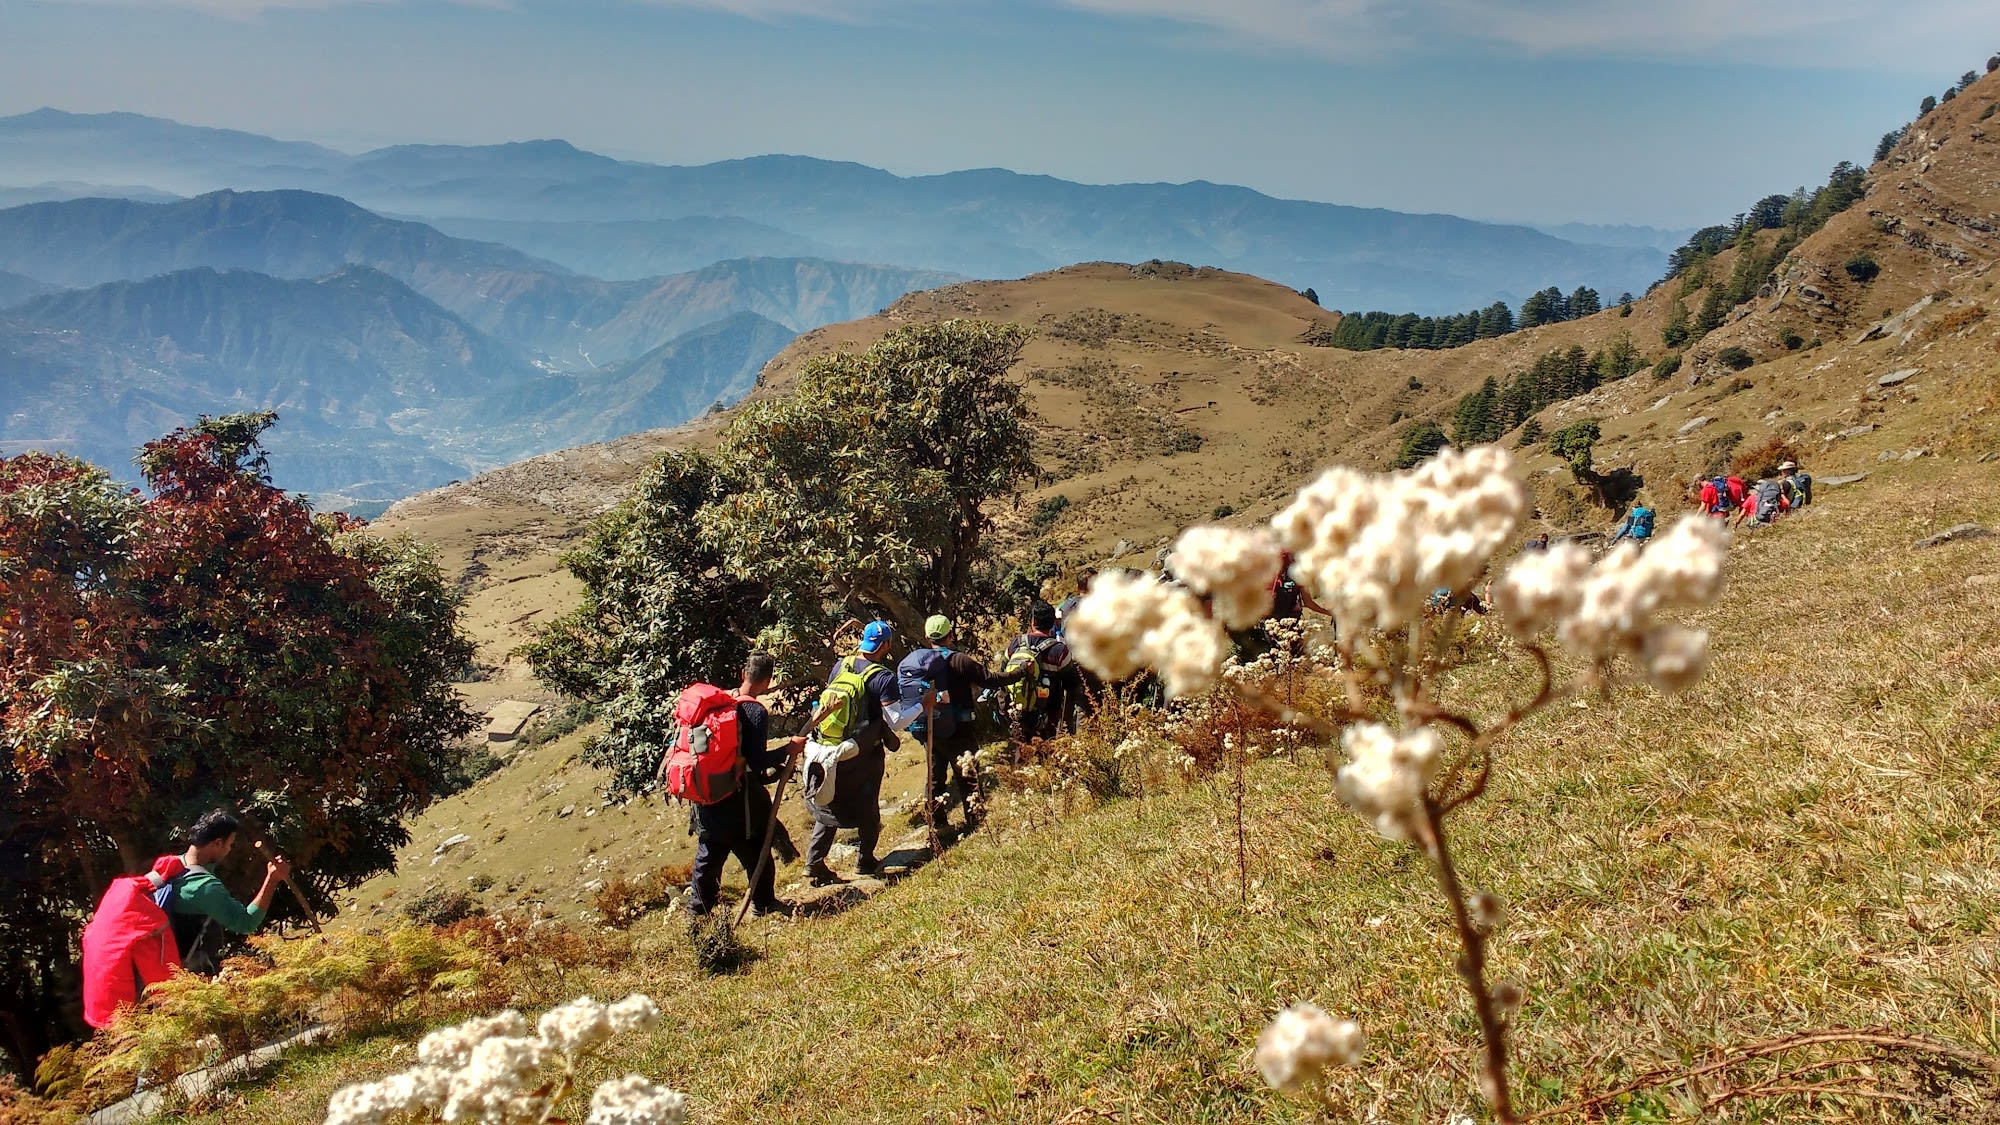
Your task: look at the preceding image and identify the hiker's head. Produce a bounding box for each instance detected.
[187,809,241,863]
[1779,460,1798,475]
[858,621,894,658]
[925,614,954,645]
[742,651,777,693]
[1029,601,1057,634]
[1075,568,1096,594]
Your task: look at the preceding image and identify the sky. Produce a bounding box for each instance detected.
[2,0,1993,227]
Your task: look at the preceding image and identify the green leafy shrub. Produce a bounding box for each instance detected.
[1715,346,1756,371]
[1844,253,1881,283]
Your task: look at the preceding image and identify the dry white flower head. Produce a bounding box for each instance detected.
[1064,570,1230,698]
[1276,447,1526,635]
[1255,1002,1367,1093]
[607,993,661,1034]
[586,1075,690,1125]
[324,1079,399,1125]
[1168,525,1282,629]
[1492,980,1526,1021]
[1639,625,1709,693]
[441,1035,548,1123]
[1560,516,1725,660]
[1492,543,1592,639]
[1334,722,1443,842]
[417,1011,531,1071]
[538,995,615,1056]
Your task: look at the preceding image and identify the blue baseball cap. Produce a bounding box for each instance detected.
[859,621,894,653]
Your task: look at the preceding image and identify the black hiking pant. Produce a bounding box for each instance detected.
[922,727,979,831]
[688,781,781,914]
[806,733,886,869]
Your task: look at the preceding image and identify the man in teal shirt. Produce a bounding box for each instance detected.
[169,809,292,973]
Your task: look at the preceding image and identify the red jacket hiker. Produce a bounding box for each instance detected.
[81,856,188,1028]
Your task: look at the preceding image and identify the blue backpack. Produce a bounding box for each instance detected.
[897,647,957,741]
[1629,506,1655,539]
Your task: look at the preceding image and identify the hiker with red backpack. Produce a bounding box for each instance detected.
[669,653,805,918]
[801,621,913,885]
[80,810,290,1027]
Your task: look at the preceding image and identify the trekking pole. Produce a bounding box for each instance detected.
[734,757,795,928]
[922,698,945,867]
[734,694,828,927]
[234,812,323,934]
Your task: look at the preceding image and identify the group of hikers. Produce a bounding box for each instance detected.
[76,455,1820,1022]
[669,599,1091,919]
[1594,458,1815,552]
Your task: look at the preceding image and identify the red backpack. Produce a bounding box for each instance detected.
[661,684,742,805]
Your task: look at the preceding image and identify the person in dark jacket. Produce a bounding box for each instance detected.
[1006,602,1084,742]
[687,653,804,917]
[807,622,909,884]
[903,614,1028,841]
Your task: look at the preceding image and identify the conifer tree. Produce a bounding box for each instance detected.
[1663,298,1691,348]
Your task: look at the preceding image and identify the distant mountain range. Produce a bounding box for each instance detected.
[0,108,1669,313]
[0,265,793,500]
[0,106,1687,506]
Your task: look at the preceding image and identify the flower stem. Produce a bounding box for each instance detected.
[1419,799,1517,1124]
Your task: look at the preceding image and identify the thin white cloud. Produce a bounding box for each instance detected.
[1054,0,1997,64]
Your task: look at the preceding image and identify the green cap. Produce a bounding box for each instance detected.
[924,614,954,640]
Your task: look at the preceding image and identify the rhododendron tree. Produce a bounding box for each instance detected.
[0,413,475,1070]
[1064,445,1730,1120]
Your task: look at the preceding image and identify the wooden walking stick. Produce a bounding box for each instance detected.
[234,812,322,934]
[734,754,797,927]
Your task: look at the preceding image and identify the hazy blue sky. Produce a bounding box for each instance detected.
[3,0,1992,226]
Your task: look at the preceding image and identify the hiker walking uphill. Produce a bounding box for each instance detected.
[1004,602,1084,743]
[803,622,914,885]
[900,615,1030,844]
[1781,460,1812,509]
[671,654,805,918]
[80,807,291,1022]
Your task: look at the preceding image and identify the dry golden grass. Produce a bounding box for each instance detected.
[164,459,2000,1125]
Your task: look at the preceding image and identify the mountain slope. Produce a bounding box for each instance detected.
[0,271,54,307]
[0,264,813,502]
[0,189,565,291]
[0,110,1666,312]
[0,192,954,368]
[423,216,834,281]
[0,108,345,195]
[1,265,549,495]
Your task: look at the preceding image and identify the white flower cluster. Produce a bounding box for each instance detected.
[1492,515,1725,691]
[1254,1002,1367,1093]
[586,1075,688,1125]
[1063,569,1229,698]
[1334,722,1443,842]
[325,995,675,1125]
[1274,446,1526,634]
[1167,525,1281,629]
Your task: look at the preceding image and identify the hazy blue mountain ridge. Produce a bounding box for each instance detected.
[0,109,1670,313]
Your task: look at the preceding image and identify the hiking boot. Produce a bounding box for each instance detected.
[807,863,845,887]
[856,855,880,877]
[748,898,790,918]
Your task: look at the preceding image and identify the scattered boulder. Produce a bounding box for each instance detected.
[1826,424,1876,442]
[1876,368,1920,388]
[1650,395,1673,411]
[435,833,470,856]
[1966,575,2000,587]
[1677,416,1716,437]
[1914,524,1991,549]
[1819,473,1870,488]
[1900,448,1930,463]
[558,804,576,818]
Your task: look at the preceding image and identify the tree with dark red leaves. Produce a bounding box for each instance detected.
[1,412,474,1072]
